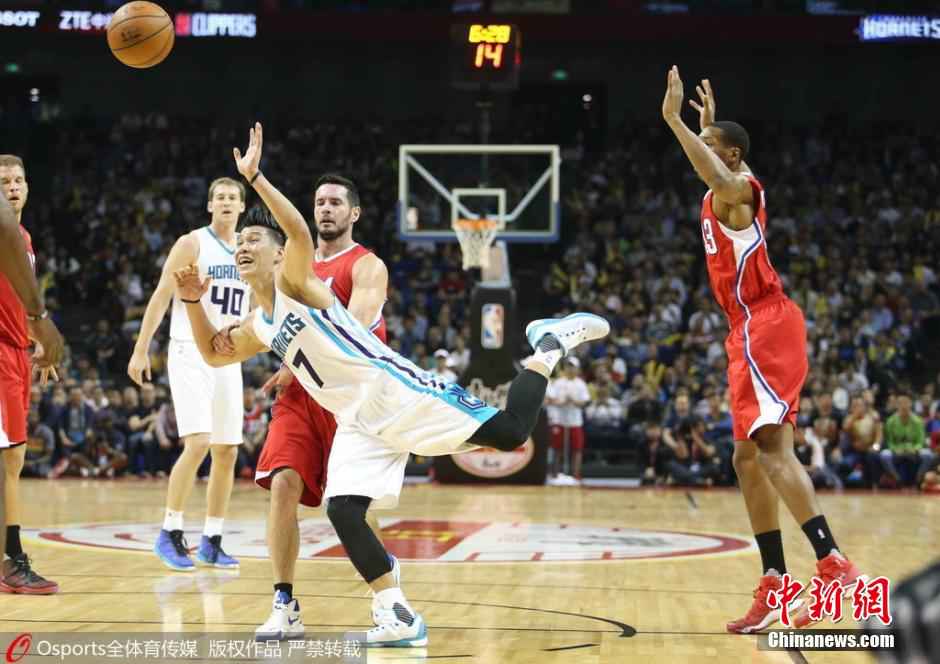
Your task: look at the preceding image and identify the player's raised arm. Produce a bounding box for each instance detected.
[173,264,266,367]
[661,66,752,206]
[233,122,330,309]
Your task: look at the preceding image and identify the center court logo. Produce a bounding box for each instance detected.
[25,520,752,563]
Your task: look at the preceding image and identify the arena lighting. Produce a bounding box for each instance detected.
[859,14,940,41]
[174,13,257,38]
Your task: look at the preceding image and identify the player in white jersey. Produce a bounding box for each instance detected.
[127,177,250,572]
[173,123,609,647]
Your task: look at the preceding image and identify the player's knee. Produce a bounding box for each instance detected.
[271,469,303,502]
[3,449,24,475]
[326,496,369,535]
[732,443,758,474]
[210,444,238,467]
[182,435,211,458]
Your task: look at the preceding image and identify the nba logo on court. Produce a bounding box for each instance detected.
[481,303,504,349]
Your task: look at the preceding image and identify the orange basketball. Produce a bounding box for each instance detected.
[107,1,174,69]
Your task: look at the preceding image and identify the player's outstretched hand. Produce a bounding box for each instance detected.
[28,316,64,370]
[261,364,293,395]
[233,121,263,181]
[688,78,716,130]
[212,323,239,356]
[127,348,151,387]
[661,65,685,125]
[173,264,211,302]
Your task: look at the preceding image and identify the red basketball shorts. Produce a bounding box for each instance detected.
[0,343,30,447]
[550,425,585,452]
[255,380,336,507]
[725,297,808,441]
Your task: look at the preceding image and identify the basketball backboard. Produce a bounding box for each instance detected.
[397,144,560,244]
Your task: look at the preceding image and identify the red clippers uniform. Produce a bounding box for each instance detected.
[700,174,807,441]
[0,225,34,447]
[255,243,387,506]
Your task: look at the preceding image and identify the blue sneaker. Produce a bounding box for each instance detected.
[155,529,194,572]
[196,535,240,569]
[525,313,610,357]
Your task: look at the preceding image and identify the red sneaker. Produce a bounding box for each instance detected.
[727,573,796,633]
[793,552,866,628]
[0,554,60,595]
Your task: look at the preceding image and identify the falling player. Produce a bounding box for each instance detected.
[0,156,65,594]
[249,174,395,640]
[174,123,609,646]
[662,67,863,632]
[127,177,249,571]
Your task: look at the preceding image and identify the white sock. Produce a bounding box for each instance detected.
[375,587,409,611]
[163,510,184,532]
[204,517,224,538]
[533,348,563,372]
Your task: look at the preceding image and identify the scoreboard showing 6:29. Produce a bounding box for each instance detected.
[450,23,521,91]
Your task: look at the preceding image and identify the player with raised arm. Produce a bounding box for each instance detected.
[174,123,610,647]
[662,67,864,632]
[0,156,65,594]
[127,177,249,572]
[249,173,395,641]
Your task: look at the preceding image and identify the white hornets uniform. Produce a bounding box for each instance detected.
[251,285,498,508]
[168,227,250,443]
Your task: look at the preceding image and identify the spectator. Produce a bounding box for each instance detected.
[66,429,128,479]
[800,419,843,489]
[51,386,96,478]
[126,384,162,477]
[22,408,55,478]
[239,387,269,478]
[547,358,590,483]
[880,392,935,488]
[840,396,884,487]
[665,417,720,487]
[430,349,457,383]
[640,422,671,486]
[449,336,470,375]
[151,401,181,476]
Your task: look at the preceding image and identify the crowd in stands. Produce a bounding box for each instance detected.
[14,112,940,491]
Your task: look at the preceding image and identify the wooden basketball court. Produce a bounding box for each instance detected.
[4,479,935,663]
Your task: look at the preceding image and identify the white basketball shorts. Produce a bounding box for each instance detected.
[167,339,243,444]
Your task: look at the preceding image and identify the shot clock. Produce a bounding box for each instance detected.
[450,23,521,91]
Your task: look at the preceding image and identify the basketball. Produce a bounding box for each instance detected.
[106,1,174,69]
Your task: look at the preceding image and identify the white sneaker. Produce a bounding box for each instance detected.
[371,555,402,625]
[255,591,304,641]
[526,313,611,356]
[367,604,428,647]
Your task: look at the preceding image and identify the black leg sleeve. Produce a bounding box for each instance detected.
[326,495,393,584]
[468,370,548,451]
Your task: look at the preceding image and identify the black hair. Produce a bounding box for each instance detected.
[713,121,750,160]
[236,204,286,246]
[314,173,360,208]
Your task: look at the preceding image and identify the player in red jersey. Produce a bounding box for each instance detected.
[243,174,392,640]
[663,68,863,632]
[0,155,65,595]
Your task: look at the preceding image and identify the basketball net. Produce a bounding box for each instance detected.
[453,218,499,270]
